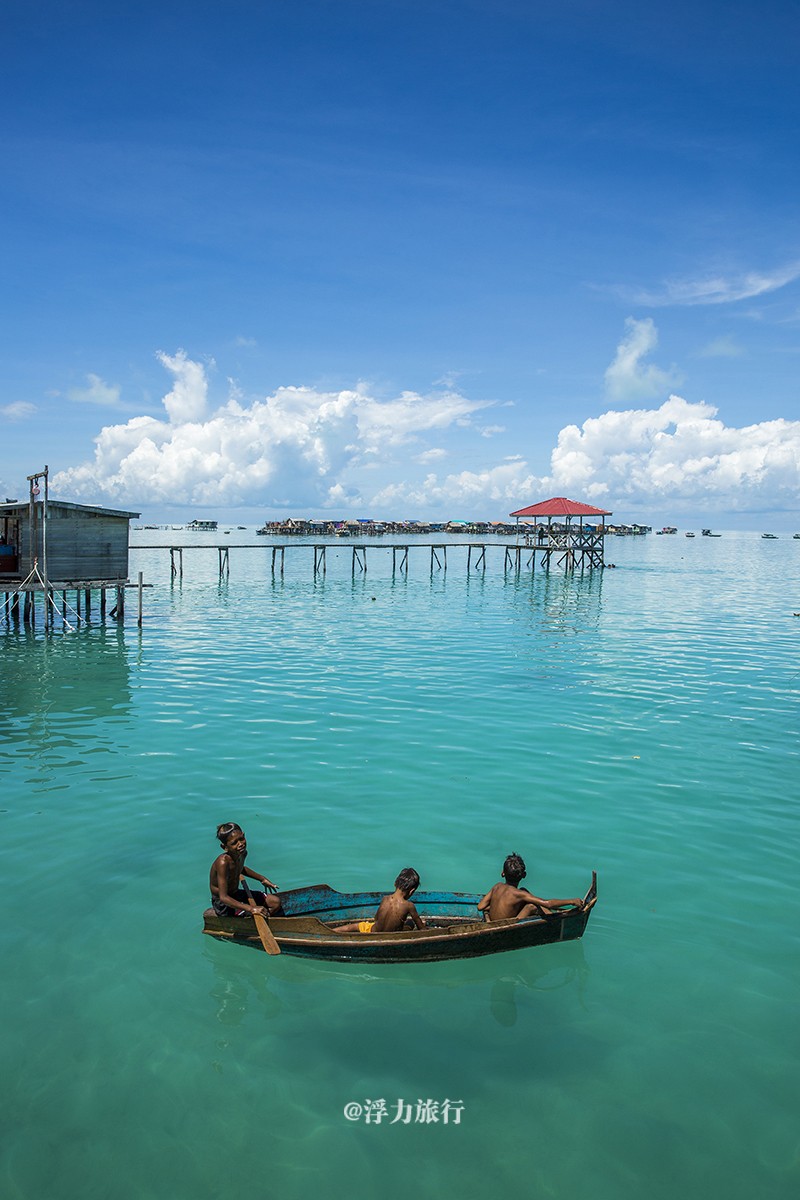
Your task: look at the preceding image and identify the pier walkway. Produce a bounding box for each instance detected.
[133,534,606,579]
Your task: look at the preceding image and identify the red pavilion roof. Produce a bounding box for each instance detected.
[509,496,612,518]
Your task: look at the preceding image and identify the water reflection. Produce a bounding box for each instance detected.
[202,937,590,1029]
[0,626,133,725]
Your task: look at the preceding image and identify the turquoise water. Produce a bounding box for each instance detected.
[1,532,798,1200]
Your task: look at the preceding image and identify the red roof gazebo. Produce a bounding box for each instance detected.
[508,497,612,571]
[509,496,612,520]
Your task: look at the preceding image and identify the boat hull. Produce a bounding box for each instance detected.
[203,875,597,963]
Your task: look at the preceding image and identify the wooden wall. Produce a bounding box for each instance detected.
[18,506,132,581]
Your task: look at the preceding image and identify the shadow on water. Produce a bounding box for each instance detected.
[202,937,591,1030]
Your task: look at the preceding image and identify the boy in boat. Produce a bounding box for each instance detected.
[335,867,426,933]
[210,822,284,918]
[478,853,584,922]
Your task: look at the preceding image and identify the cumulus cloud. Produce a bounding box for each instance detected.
[544,396,800,511]
[49,335,800,516]
[53,351,491,507]
[157,350,210,424]
[604,318,682,401]
[68,373,121,406]
[614,261,800,307]
[371,460,538,512]
[1,401,36,420]
[370,398,800,515]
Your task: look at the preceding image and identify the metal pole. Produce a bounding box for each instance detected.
[42,465,49,614]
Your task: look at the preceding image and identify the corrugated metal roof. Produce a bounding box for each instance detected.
[0,499,140,519]
[509,496,613,517]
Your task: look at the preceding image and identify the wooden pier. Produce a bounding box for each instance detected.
[135,531,607,580]
[2,573,150,630]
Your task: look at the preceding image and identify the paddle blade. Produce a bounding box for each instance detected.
[253,910,281,955]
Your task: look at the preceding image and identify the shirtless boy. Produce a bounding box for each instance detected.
[478,853,584,922]
[335,868,425,933]
[210,822,283,918]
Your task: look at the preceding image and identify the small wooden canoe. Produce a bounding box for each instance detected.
[202,872,597,963]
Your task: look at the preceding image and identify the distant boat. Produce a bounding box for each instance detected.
[237,526,246,530]
[685,532,695,538]
[701,529,721,537]
[761,533,778,539]
[794,533,800,540]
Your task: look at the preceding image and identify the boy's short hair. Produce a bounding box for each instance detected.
[503,853,526,884]
[395,867,420,893]
[216,821,242,846]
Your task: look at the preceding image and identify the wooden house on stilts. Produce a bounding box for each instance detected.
[1,467,141,628]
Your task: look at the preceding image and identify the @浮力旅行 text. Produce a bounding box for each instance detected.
[343,1099,464,1124]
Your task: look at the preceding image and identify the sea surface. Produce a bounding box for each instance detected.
[1,530,798,1200]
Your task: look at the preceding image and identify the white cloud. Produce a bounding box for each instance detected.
[696,335,743,359]
[604,317,682,401]
[68,373,121,406]
[371,461,538,513]
[544,396,800,511]
[1,401,37,420]
[157,349,210,424]
[53,352,491,507]
[49,335,800,517]
[615,261,800,307]
[367,397,800,515]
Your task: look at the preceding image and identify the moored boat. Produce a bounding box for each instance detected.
[203,874,597,963]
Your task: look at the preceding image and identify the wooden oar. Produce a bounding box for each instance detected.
[240,876,281,956]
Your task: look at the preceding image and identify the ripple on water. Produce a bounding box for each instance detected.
[1,533,799,1200]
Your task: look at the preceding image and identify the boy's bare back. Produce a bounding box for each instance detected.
[335,868,425,934]
[480,882,549,921]
[478,853,584,923]
[372,891,423,932]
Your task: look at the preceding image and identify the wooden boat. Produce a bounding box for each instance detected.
[202,873,597,963]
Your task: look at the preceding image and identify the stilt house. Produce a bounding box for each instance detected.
[0,499,140,584]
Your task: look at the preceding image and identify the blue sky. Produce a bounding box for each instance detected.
[2,0,799,525]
